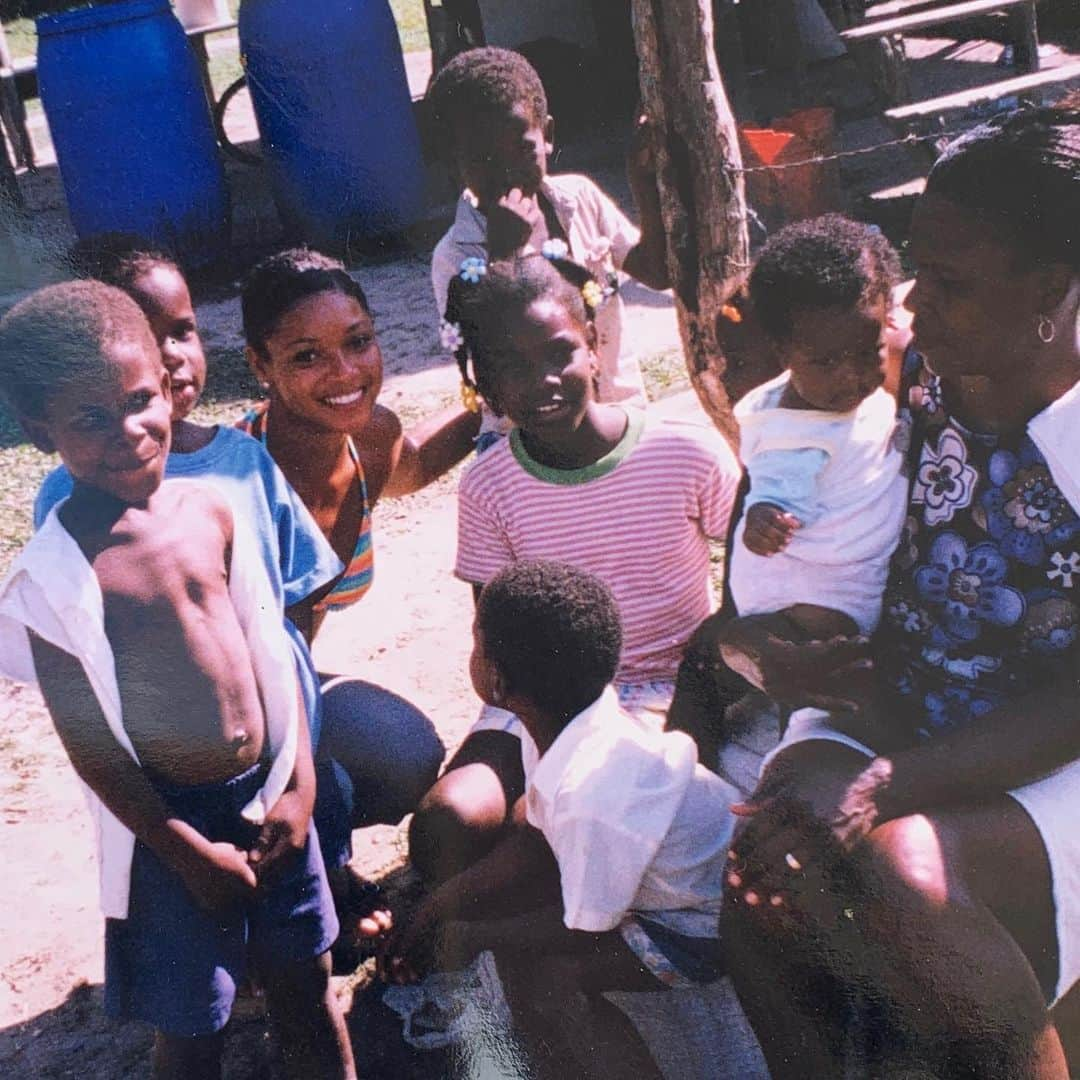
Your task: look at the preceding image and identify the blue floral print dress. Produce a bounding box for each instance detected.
[877,358,1080,741]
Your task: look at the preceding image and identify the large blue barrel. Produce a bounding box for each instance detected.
[240,0,425,247]
[37,0,229,265]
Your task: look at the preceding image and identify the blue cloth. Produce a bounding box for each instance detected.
[34,427,342,608]
[314,676,445,868]
[877,360,1080,741]
[33,428,341,747]
[104,762,338,1037]
[743,446,830,526]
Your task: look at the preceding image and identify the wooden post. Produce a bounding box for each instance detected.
[630,0,752,446]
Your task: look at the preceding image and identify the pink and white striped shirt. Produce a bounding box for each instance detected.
[455,410,740,684]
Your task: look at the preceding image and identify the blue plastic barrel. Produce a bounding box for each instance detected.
[37,0,229,265]
[240,0,425,247]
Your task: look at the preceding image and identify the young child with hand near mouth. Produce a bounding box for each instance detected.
[426,46,669,446]
[0,282,355,1078]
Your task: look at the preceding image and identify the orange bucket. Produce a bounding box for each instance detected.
[739,107,841,232]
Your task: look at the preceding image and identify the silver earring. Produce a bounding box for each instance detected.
[1037,315,1056,344]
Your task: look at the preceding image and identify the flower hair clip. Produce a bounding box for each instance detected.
[459,256,487,284]
[440,319,465,353]
[541,238,569,261]
[581,280,604,311]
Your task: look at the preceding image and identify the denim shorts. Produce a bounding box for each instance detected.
[104,762,338,1036]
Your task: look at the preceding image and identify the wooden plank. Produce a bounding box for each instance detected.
[840,0,1031,40]
[863,0,948,19]
[630,0,751,445]
[885,59,1080,120]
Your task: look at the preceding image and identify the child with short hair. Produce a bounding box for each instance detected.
[385,560,737,1080]
[409,253,740,881]
[669,215,908,767]
[0,282,354,1078]
[32,246,448,954]
[426,46,668,433]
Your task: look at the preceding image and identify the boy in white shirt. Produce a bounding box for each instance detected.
[383,561,738,1079]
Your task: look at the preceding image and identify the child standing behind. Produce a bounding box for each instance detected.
[426,46,668,430]
[409,255,739,882]
[385,561,737,1080]
[670,216,908,765]
[0,283,354,1078]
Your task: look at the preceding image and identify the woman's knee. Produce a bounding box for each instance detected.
[866,814,953,907]
[319,676,446,825]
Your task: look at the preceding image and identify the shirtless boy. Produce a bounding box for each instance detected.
[0,282,354,1079]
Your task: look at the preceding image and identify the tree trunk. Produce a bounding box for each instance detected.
[630,0,753,447]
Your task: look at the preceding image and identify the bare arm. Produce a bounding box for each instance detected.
[381,814,561,981]
[876,673,1080,821]
[621,116,670,291]
[375,403,480,500]
[248,676,316,879]
[29,633,257,909]
[706,611,876,714]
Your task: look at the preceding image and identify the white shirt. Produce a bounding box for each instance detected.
[730,372,909,633]
[524,688,737,937]
[0,482,299,919]
[432,173,647,408]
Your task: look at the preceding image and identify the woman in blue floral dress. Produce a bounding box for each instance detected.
[718,101,1080,1078]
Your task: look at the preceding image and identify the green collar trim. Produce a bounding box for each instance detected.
[509,408,645,485]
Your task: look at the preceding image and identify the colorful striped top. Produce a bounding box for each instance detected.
[456,409,740,684]
[236,403,374,612]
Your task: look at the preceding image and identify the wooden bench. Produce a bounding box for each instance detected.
[884,58,1080,125]
[840,0,1039,68]
[838,0,1042,112]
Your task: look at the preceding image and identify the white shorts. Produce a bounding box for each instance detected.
[763,708,1080,1005]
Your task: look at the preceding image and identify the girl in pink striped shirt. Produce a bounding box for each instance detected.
[409,254,740,882]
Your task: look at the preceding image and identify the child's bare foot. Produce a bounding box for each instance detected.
[327,866,393,973]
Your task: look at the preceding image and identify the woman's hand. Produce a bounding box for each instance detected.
[718,621,876,715]
[726,745,893,910]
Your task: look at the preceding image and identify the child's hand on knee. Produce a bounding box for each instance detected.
[379,897,441,985]
[744,502,800,556]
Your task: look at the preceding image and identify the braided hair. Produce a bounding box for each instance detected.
[444,253,600,407]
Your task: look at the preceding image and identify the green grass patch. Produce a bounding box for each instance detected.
[640,347,691,401]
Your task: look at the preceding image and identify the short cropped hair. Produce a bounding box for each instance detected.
[477,560,622,720]
[749,214,901,341]
[68,233,181,294]
[425,46,547,159]
[0,280,157,419]
[926,101,1079,270]
[241,247,371,353]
